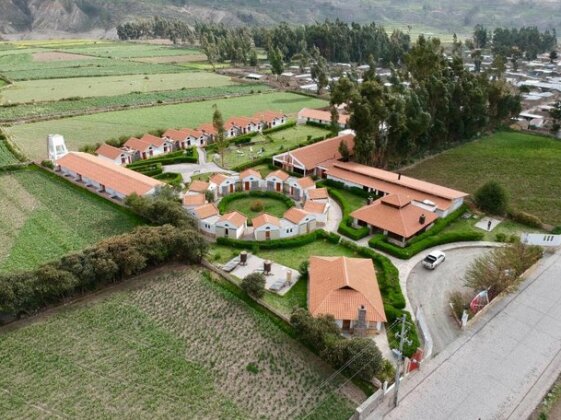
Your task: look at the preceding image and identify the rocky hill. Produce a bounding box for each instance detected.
[1,0,559,36]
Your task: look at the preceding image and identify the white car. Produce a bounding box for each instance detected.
[422,250,446,270]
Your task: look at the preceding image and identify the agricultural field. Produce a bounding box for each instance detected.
[0,268,358,419]
[0,141,20,166]
[0,84,270,123]
[8,92,328,160]
[220,124,331,169]
[403,131,561,225]
[62,43,202,59]
[0,168,142,272]
[0,72,237,104]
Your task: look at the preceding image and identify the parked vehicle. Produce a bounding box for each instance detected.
[422,250,446,270]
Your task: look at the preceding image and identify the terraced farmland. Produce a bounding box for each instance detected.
[0,268,357,419]
[0,168,142,272]
[8,92,328,160]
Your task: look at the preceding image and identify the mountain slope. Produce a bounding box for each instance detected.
[0,0,559,35]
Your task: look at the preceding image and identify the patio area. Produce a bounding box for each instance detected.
[224,253,301,296]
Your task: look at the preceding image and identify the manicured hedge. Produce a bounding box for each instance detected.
[507,209,543,228]
[319,178,371,198]
[216,230,319,249]
[305,121,331,129]
[262,121,296,134]
[154,171,183,187]
[217,190,294,215]
[232,156,272,172]
[128,148,198,169]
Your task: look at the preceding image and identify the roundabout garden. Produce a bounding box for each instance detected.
[217,190,294,222]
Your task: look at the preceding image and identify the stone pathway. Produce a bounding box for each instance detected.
[475,216,502,232]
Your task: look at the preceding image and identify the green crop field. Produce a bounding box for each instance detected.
[0,72,237,104]
[221,124,330,169]
[0,268,356,419]
[403,131,561,225]
[63,43,202,58]
[0,141,20,166]
[0,84,271,123]
[0,168,142,272]
[8,92,328,160]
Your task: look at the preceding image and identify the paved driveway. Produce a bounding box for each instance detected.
[368,249,561,420]
[407,247,493,354]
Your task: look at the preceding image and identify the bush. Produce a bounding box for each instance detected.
[125,192,196,228]
[153,172,182,187]
[262,121,296,134]
[507,209,543,228]
[305,120,330,129]
[474,181,508,215]
[495,232,507,242]
[448,290,471,320]
[40,160,54,169]
[241,272,266,298]
[250,200,264,212]
[552,226,561,234]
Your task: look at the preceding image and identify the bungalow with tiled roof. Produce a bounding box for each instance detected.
[141,134,174,155]
[265,170,290,192]
[183,193,206,209]
[351,194,438,247]
[326,161,468,217]
[193,203,220,235]
[209,173,238,197]
[239,168,262,191]
[306,187,329,203]
[123,137,156,160]
[162,128,190,149]
[253,110,287,129]
[273,131,355,176]
[283,207,316,235]
[95,143,134,166]
[308,256,386,334]
[56,152,163,199]
[225,116,260,137]
[253,214,281,241]
[215,211,248,239]
[197,123,218,143]
[303,200,329,224]
[187,180,210,195]
[286,176,315,201]
[297,108,349,128]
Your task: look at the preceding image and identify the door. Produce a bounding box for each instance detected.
[265,231,271,240]
[342,320,351,330]
[290,186,294,196]
[276,183,281,192]
[224,228,229,238]
[230,184,234,193]
[245,181,250,191]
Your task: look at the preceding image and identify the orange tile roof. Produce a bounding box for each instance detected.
[56,152,163,196]
[96,143,124,160]
[307,188,329,200]
[210,173,230,186]
[333,162,467,200]
[188,180,210,193]
[239,168,262,179]
[303,201,327,214]
[297,176,315,189]
[351,194,438,239]
[285,133,355,170]
[124,137,151,152]
[183,128,204,138]
[253,110,286,122]
[194,203,219,219]
[253,213,281,228]
[163,128,189,141]
[226,116,257,128]
[141,133,166,148]
[298,107,349,125]
[218,211,247,227]
[283,207,310,224]
[183,193,206,207]
[267,169,290,181]
[308,256,386,323]
[198,123,218,136]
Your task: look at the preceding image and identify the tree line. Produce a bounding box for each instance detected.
[472,24,557,59]
[331,35,521,168]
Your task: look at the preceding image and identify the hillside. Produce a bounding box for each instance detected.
[1,0,560,37]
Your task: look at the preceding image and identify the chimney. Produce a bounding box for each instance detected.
[355,305,367,337]
[398,173,402,180]
[419,214,426,224]
[367,196,374,205]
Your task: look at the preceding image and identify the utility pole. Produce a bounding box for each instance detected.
[394,314,407,407]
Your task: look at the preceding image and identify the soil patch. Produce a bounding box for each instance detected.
[32,51,97,62]
[134,54,208,64]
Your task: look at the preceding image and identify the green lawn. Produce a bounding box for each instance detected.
[1,72,236,104]
[222,196,290,220]
[8,92,328,160]
[332,187,368,213]
[0,142,20,166]
[0,168,142,272]
[220,125,330,169]
[403,131,561,225]
[0,268,355,419]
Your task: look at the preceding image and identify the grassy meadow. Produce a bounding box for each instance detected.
[8,92,328,160]
[0,268,357,419]
[0,72,236,104]
[222,196,291,219]
[402,131,561,225]
[0,168,142,272]
[0,141,20,166]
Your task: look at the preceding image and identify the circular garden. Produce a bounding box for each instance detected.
[218,191,294,222]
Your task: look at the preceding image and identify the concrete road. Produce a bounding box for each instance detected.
[368,249,561,420]
[407,247,493,354]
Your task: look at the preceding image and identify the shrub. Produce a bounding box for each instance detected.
[153,172,182,187]
[448,290,471,320]
[216,231,318,250]
[552,226,561,234]
[474,181,508,215]
[241,272,266,299]
[495,232,507,242]
[507,209,543,228]
[250,200,264,212]
[125,192,196,228]
[40,160,54,169]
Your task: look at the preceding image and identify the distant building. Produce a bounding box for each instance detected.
[95,143,134,166]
